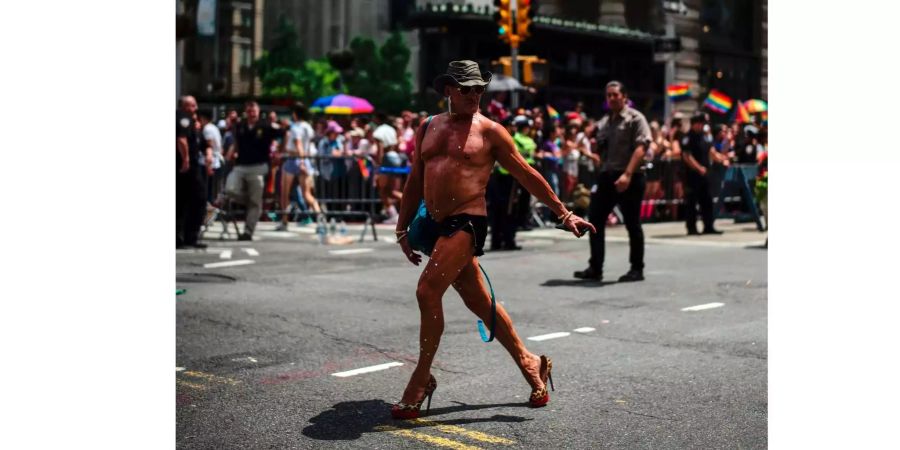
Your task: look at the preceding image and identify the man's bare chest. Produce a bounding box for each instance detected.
[421,127,491,165]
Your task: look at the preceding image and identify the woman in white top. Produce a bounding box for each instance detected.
[277,104,321,230]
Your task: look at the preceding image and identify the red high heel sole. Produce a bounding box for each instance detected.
[391,375,437,419]
[529,356,554,407]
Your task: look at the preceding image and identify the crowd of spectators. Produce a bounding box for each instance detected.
[177,93,767,248]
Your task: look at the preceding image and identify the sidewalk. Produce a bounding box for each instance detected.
[519,220,766,248]
[202,217,767,248]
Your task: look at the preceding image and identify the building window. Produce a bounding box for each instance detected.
[241,9,253,29]
[700,0,756,53]
[240,45,253,68]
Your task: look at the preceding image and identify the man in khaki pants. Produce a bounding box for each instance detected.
[225,100,281,240]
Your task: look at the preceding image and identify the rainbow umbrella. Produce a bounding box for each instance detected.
[310,94,374,115]
[744,99,768,113]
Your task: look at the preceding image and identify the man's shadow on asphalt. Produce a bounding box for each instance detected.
[302,399,530,441]
[541,279,618,287]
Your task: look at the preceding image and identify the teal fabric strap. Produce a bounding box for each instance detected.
[476,262,497,343]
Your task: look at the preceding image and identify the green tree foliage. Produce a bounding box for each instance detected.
[301,59,341,100]
[344,31,414,113]
[255,18,413,111]
[254,17,305,80]
[254,17,339,102]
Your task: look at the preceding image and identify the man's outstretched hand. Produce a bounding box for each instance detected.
[557,214,597,238]
[398,236,422,265]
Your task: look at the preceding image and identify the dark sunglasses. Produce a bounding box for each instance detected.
[456,85,485,95]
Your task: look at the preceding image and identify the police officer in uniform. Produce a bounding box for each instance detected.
[224,100,282,241]
[682,113,730,235]
[176,95,208,249]
[574,81,651,282]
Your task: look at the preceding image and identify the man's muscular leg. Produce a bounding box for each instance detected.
[401,231,475,404]
[451,259,545,392]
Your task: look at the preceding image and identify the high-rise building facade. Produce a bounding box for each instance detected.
[177,0,265,100]
[177,0,766,119]
[401,0,766,120]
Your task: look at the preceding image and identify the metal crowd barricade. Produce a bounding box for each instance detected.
[527,157,763,226]
[204,155,411,243]
[642,160,763,226]
[293,155,410,242]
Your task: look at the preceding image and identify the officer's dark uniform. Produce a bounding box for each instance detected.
[682,120,717,234]
[576,105,651,282]
[176,112,207,247]
[225,119,280,238]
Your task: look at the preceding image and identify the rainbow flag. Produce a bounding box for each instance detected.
[546,105,560,120]
[703,89,733,114]
[744,99,768,113]
[667,83,691,101]
[358,158,370,179]
[734,99,751,123]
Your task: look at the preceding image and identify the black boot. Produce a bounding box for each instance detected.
[618,269,644,282]
[574,266,602,281]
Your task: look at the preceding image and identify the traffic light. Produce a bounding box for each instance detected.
[516,0,537,38]
[493,0,512,44]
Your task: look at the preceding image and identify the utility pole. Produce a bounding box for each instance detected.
[495,0,535,110]
[510,0,519,109]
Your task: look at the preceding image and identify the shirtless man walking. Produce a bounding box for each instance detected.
[391,61,595,418]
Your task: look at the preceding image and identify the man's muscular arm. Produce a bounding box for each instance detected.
[396,120,428,233]
[484,122,597,237]
[488,123,596,236]
[488,123,564,216]
[394,118,430,265]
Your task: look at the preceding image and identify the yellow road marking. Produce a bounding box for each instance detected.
[374,425,482,450]
[182,370,241,386]
[407,419,516,445]
[176,380,206,390]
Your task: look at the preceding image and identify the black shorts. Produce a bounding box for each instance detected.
[646,160,662,182]
[426,213,488,257]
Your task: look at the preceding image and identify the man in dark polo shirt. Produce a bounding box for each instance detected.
[224,100,281,241]
[176,95,208,249]
[574,81,651,282]
[682,113,730,235]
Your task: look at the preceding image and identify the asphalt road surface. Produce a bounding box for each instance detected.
[176,223,767,449]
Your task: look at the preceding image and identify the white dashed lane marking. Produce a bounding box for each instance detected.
[329,248,373,255]
[527,332,571,342]
[219,249,232,259]
[573,327,596,333]
[681,302,725,312]
[231,356,258,363]
[203,259,255,269]
[243,248,259,256]
[331,362,403,377]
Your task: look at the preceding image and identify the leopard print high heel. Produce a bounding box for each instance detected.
[529,355,554,407]
[391,375,438,419]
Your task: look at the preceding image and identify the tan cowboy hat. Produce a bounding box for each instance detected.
[432,60,493,94]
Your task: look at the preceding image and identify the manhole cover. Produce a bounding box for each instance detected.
[176,273,237,283]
